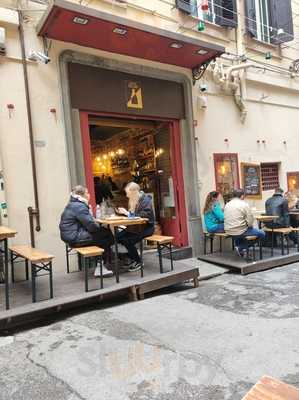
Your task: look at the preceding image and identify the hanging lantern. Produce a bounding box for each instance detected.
[197,20,205,31]
[201,0,209,11]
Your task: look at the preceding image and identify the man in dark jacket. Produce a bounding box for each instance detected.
[116,182,155,272]
[59,185,114,277]
[265,187,297,244]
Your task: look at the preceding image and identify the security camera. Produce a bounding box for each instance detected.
[199,83,208,92]
[28,50,50,64]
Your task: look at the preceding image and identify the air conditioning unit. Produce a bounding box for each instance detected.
[0,27,5,55]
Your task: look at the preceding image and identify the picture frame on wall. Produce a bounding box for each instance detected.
[241,162,262,199]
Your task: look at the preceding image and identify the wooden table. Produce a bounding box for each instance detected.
[97,217,148,283]
[255,216,279,256]
[255,215,279,228]
[242,375,299,400]
[0,226,17,310]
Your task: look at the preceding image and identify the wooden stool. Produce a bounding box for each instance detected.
[264,227,292,255]
[145,235,174,273]
[242,375,299,400]
[244,236,260,262]
[76,246,104,292]
[10,245,54,303]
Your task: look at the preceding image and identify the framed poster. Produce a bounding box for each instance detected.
[241,163,262,199]
[213,153,240,202]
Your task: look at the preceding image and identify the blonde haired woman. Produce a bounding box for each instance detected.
[116,182,155,272]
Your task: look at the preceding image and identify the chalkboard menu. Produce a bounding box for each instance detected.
[241,163,262,199]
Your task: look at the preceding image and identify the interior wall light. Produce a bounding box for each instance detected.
[197,49,208,55]
[113,27,127,35]
[73,16,89,25]
[170,42,183,49]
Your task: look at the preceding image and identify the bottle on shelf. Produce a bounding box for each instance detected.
[96,204,101,219]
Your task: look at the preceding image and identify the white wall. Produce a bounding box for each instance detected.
[1,0,299,268]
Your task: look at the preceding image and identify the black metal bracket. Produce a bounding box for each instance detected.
[192,60,212,85]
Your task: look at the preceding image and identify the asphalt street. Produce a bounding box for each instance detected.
[1,262,299,400]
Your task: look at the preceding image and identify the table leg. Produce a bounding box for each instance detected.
[271,228,274,257]
[4,238,9,310]
[114,227,120,283]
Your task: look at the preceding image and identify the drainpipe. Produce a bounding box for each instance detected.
[18,10,40,247]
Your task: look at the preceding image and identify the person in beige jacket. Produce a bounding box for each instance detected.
[224,189,265,257]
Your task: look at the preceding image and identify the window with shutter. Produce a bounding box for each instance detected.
[193,0,237,27]
[268,0,294,44]
[214,0,237,27]
[261,163,280,191]
[175,0,192,14]
[245,0,294,44]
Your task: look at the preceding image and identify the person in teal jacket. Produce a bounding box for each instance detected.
[203,191,224,233]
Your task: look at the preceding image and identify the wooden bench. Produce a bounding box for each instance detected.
[242,375,299,400]
[65,243,87,274]
[10,245,54,303]
[263,227,292,255]
[203,232,230,254]
[145,235,174,273]
[75,246,105,292]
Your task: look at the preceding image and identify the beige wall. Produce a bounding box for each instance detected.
[0,0,299,265]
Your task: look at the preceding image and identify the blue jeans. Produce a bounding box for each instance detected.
[234,227,266,252]
[208,224,225,233]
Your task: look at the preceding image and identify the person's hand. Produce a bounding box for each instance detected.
[117,207,129,216]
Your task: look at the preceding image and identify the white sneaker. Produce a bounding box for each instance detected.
[94,265,113,278]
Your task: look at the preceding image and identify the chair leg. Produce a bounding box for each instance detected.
[204,235,207,255]
[297,231,299,253]
[10,251,15,283]
[84,257,88,293]
[271,230,274,256]
[219,237,222,253]
[99,256,103,289]
[31,263,37,303]
[25,259,29,280]
[66,244,70,274]
[210,236,214,254]
[78,252,82,271]
[253,242,256,261]
[157,244,163,274]
[49,261,54,299]
[259,239,263,260]
[281,233,284,256]
[169,242,174,271]
[139,240,144,263]
[286,234,289,255]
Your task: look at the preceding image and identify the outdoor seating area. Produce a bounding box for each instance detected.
[0,218,199,330]
[200,214,299,275]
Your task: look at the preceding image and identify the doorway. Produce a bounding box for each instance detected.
[79,112,188,247]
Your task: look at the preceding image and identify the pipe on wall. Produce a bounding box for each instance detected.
[18,9,40,247]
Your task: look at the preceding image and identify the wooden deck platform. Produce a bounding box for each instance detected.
[0,254,199,331]
[198,247,299,275]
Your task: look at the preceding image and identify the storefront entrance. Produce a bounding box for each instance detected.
[79,112,188,247]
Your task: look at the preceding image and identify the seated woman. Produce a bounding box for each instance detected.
[116,182,155,272]
[203,191,225,233]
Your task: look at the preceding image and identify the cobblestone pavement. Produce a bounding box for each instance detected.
[1,263,299,400]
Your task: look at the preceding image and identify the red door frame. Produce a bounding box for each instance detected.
[79,110,188,246]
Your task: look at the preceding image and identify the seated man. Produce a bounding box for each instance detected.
[59,185,114,277]
[224,188,265,257]
[116,182,155,272]
[265,187,297,244]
